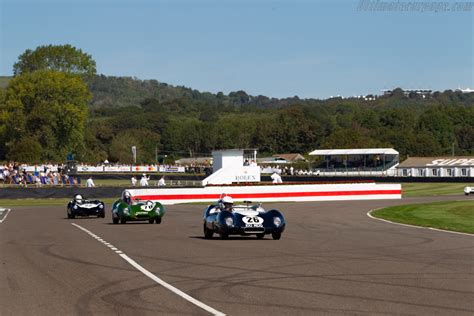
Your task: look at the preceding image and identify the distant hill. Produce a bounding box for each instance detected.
[3,74,473,110]
[0,76,11,89]
[86,76,474,110]
[87,75,307,109]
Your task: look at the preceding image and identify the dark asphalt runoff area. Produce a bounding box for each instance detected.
[1,195,473,315]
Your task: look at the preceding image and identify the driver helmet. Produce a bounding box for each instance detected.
[123,191,132,202]
[74,194,83,203]
[221,195,234,211]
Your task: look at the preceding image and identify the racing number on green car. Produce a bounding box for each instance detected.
[141,202,155,211]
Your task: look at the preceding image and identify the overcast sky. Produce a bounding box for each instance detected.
[1,0,472,98]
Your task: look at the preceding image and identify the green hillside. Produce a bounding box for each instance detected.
[0,76,11,88]
[2,73,473,163]
[87,75,305,109]
[84,77,473,163]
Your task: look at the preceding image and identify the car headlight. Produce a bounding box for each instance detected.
[273,217,282,227]
[99,204,104,209]
[225,217,234,226]
[73,205,78,209]
[123,209,129,215]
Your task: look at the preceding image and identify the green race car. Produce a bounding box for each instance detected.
[111,191,165,224]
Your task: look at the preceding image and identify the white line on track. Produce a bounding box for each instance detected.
[367,208,474,237]
[71,223,225,316]
[0,208,12,223]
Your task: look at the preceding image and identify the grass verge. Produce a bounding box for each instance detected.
[0,198,117,208]
[371,200,474,234]
[401,182,472,197]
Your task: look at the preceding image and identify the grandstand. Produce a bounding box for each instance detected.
[309,148,399,176]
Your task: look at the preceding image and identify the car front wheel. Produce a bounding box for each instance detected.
[113,217,119,224]
[219,231,229,239]
[204,223,213,239]
[272,232,281,240]
[256,233,265,239]
[155,217,162,224]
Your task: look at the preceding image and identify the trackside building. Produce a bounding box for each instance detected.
[396,157,474,178]
[309,148,399,176]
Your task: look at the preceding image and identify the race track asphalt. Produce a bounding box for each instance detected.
[1,195,473,315]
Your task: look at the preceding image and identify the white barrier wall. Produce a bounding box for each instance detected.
[202,166,261,185]
[126,183,402,205]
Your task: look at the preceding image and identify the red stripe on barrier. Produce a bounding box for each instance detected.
[134,190,402,201]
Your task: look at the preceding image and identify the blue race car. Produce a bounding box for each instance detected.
[67,194,105,219]
[203,195,286,240]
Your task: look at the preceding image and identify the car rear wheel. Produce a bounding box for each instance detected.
[219,231,229,239]
[120,218,127,224]
[70,212,75,219]
[113,217,119,224]
[256,233,265,239]
[155,217,162,224]
[272,232,281,240]
[204,223,213,239]
[148,219,154,224]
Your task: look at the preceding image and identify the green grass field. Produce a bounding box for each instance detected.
[93,179,131,186]
[0,178,201,188]
[401,182,472,197]
[372,200,474,234]
[0,198,117,208]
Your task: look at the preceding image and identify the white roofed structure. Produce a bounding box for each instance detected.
[202,149,260,186]
[309,148,400,174]
[309,148,399,156]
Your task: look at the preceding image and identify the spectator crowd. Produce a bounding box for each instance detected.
[1,160,317,187]
[0,162,80,186]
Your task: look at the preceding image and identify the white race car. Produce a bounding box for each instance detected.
[464,186,473,195]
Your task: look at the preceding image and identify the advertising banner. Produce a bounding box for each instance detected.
[159,166,186,173]
[77,166,105,172]
[133,165,158,172]
[104,166,132,172]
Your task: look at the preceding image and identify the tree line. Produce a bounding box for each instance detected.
[0,44,473,164]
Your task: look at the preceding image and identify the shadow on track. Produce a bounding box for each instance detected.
[189,236,269,241]
[63,217,103,220]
